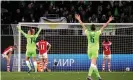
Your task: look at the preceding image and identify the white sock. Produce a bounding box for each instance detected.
[26,61,31,70]
[33,61,37,72]
[91,64,96,69]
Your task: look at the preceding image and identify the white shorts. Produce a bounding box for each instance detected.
[2,54,7,58]
[103,54,111,59]
[39,53,48,59]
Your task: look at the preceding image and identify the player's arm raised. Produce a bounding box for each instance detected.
[17,24,27,37]
[75,14,86,31]
[100,16,113,32]
[35,27,42,37]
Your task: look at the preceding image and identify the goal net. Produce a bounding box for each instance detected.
[11,23,133,72]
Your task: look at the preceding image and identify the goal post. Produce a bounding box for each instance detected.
[11,23,133,72]
[18,24,21,72]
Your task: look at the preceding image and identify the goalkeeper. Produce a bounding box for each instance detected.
[17,25,42,73]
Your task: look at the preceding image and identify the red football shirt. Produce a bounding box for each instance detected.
[36,40,49,54]
[102,41,112,55]
[3,46,13,55]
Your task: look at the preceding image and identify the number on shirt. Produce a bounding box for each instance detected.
[40,44,44,50]
[31,38,35,44]
[90,35,94,43]
[105,46,108,51]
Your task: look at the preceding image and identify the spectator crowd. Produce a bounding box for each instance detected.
[1,1,133,24]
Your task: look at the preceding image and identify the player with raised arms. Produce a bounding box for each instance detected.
[36,37,51,72]
[2,45,17,72]
[17,25,42,73]
[75,14,113,80]
[102,38,112,72]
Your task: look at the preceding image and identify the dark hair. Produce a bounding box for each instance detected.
[91,24,96,31]
[43,37,46,41]
[105,38,109,42]
[39,36,46,41]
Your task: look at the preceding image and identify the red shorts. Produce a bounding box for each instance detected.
[103,50,111,55]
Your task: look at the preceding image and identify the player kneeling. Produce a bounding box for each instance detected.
[102,38,112,72]
[37,60,44,72]
[2,45,17,72]
[36,37,51,72]
[37,60,51,72]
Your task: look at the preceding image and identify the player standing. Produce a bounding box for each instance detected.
[36,37,51,72]
[102,38,112,72]
[2,45,17,72]
[75,14,113,80]
[17,25,42,73]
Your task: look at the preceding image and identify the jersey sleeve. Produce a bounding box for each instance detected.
[47,42,50,45]
[17,27,28,37]
[85,29,89,35]
[97,30,102,35]
[9,48,13,52]
[109,41,112,45]
[36,42,39,46]
[35,28,42,38]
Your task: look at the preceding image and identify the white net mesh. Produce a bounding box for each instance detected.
[11,23,133,72]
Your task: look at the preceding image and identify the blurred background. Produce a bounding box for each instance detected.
[1,1,133,24]
[1,1,133,35]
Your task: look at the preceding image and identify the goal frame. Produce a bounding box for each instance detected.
[17,23,133,72]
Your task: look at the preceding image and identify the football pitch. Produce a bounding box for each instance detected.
[1,72,133,80]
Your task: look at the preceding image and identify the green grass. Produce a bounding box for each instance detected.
[1,72,133,80]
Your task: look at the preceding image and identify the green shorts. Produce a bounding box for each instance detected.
[26,50,36,57]
[88,48,99,59]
